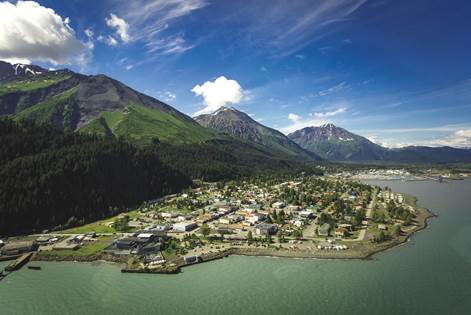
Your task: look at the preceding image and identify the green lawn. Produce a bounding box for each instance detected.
[367,224,393,238]
[157,205,193,214]
[41,236,115,257]
[60,210,140,234]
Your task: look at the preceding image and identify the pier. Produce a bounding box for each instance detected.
[4,253,33,272]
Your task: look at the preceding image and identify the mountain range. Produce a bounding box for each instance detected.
[0,61,321,181]
[195,106,319,160]
[1,61,470,234]
[288,124,471,164]
[1,60,470,168]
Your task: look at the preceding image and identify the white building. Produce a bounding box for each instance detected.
[272,202,285,209]
[173,221,197,232]
[245,213,265,224]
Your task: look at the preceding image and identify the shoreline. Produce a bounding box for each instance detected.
[27,205,436,274]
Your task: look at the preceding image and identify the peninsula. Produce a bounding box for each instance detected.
[1,174,434,275]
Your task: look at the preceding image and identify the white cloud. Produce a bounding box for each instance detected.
[84,28,94,50]
[117,0,207,56]
[157,91,177,103]
[0,57,32,64]
[288,113,301,122]
[230,0,367,56]
[429,129,471,148]
[280,106,347,134]
[280,115,329,135]
[145,36,194,55]
[455,129,471,138]
[106,36,118,47]
[356,125,471,148]
[313,107,347,118]
[0,1,86,65]
[105,13,130,43]
[84,28,94,38]
[318,82,349,96]
[192,76,244,116]
[98,34,118,47]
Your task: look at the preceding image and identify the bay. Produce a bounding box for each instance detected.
[1,179,471,315]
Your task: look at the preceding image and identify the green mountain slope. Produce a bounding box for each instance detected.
[13,86,80,130]
[0,66,218,145]
[195,106,321,160]
[0,61,322,180]
[80,103,218,145]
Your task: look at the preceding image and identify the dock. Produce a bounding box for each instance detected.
[4,253,33,271]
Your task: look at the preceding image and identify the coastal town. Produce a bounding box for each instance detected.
[332,168,469,181]
[0,174,432,276]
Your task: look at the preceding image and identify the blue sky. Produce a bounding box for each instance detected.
[1,0,471,147]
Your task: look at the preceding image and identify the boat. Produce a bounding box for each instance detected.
[27,266,41,270]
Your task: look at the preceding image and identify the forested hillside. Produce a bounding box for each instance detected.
[154,139,317,181]
[0,119,191,235]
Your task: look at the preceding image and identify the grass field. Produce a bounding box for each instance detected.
[60,210,141,234]
[40,236,115,257]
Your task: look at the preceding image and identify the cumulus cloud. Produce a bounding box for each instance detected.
[192,76,244,116]
[105,13,131,43]
[0,1,86,65]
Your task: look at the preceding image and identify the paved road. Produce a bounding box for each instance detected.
[365,189,377,219]
[344,189,377,242]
